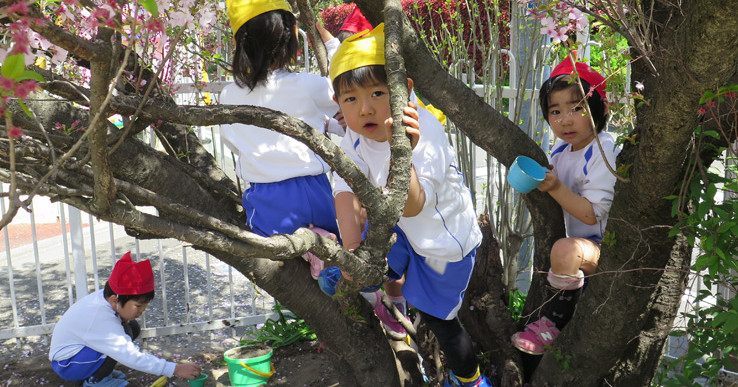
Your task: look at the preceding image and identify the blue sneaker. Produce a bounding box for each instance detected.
[317,266,382,296]
[83,373,129,387]
[443,371,493,387]
[318,266,342,296]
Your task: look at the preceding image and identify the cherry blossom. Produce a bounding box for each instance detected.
[7,126,24,139]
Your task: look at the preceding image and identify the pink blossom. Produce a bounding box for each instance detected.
[724,91,736,98]
[551,26,570,44]
[9,32,32,55]
[697,107,706,115]
[15,80,38,99]
[539,16,557,38]
[7,1,30,15]
[169,11,194,29]
[51,46,68,64]
[0,77,14,92]
[199,9,216,31]
[8,126,24,139]
[179,0,196,9]
[146,19,166,34]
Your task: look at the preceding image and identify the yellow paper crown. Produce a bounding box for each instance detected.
[330,23,385,82]
[226,0,292,38]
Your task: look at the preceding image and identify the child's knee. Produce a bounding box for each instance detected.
[550,238,579,268]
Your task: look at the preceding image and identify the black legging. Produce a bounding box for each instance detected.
[419,311,478,379]
[89,320,140,380]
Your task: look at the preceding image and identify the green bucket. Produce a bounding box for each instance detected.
[224,345,274,387]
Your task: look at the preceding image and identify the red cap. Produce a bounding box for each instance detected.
[339,7,372,34]
[550,52,607,100]
[109,252,155,295]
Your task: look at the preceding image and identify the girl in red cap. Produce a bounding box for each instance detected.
[511,55,620,355]
[49,252,201,386]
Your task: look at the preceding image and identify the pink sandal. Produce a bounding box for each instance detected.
[370,290,408,340]
[511,316,560,355]
[303,226,337,280]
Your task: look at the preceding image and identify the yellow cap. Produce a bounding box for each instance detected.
[329,23,385,82]
[226,0,292,38]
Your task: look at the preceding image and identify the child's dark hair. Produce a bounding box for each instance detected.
[231,9,298,90]
[540,75,609,132]
[104,282,155,306]
[332,65,387,96]
[336,30,354,42]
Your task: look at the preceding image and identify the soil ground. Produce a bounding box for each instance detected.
[0,330,340,386]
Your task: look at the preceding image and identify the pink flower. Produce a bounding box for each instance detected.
[7,1,30,16]
[14,80,38,99]
[540,16,557,37]
[724,91,736,98]
[697,107,707,115]
[0,77,14,92]
[8,126,24,139]
[551,26,569,44]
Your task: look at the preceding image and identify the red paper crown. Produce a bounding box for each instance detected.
[339,6,372,34]
[109,252,154,295]
[550,52,607,100]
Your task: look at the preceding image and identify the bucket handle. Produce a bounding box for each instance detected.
[239,361,275,378]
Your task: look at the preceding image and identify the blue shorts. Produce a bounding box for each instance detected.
[242,174,339,239]
[51,346,106,381]
[585,235,603,245]
[382,226,476,320]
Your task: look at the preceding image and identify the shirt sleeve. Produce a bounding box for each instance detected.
[325,37,340,60]
[409,108,449,211]
[82,312,176,377]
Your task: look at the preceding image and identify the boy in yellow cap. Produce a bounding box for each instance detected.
[320,24,493,387]
[220,0,345,280]
[49,252,201,386]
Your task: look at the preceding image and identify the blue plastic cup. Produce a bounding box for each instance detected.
[507,156,546,193]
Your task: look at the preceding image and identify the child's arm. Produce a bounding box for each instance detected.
[316,21,334,43]
[403,166,425,217]
[538,169,598,225]
[335,191,365,251]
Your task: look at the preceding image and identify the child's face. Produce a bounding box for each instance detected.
[547,87,596,151]
[334,80,392,142]
[116,299,149,323]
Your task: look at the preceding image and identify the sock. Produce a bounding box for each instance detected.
[543,287,581,329]
[360,290,379,305]
[456,366,480,382]
[387,295,406,316]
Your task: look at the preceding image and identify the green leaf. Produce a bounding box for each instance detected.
[140,0,159,15]
[1,53,26,80]
[16,70,45,83]
[19,100,34,119]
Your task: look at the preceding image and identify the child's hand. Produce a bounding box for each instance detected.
[334,110,347,130]
[385,101,420,149]
[174,362,202,379]
[537,167,561,192]
[315,21,334,43]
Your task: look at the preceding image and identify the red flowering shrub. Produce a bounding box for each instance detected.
[319,0,510,77]
[319,3,358,36]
